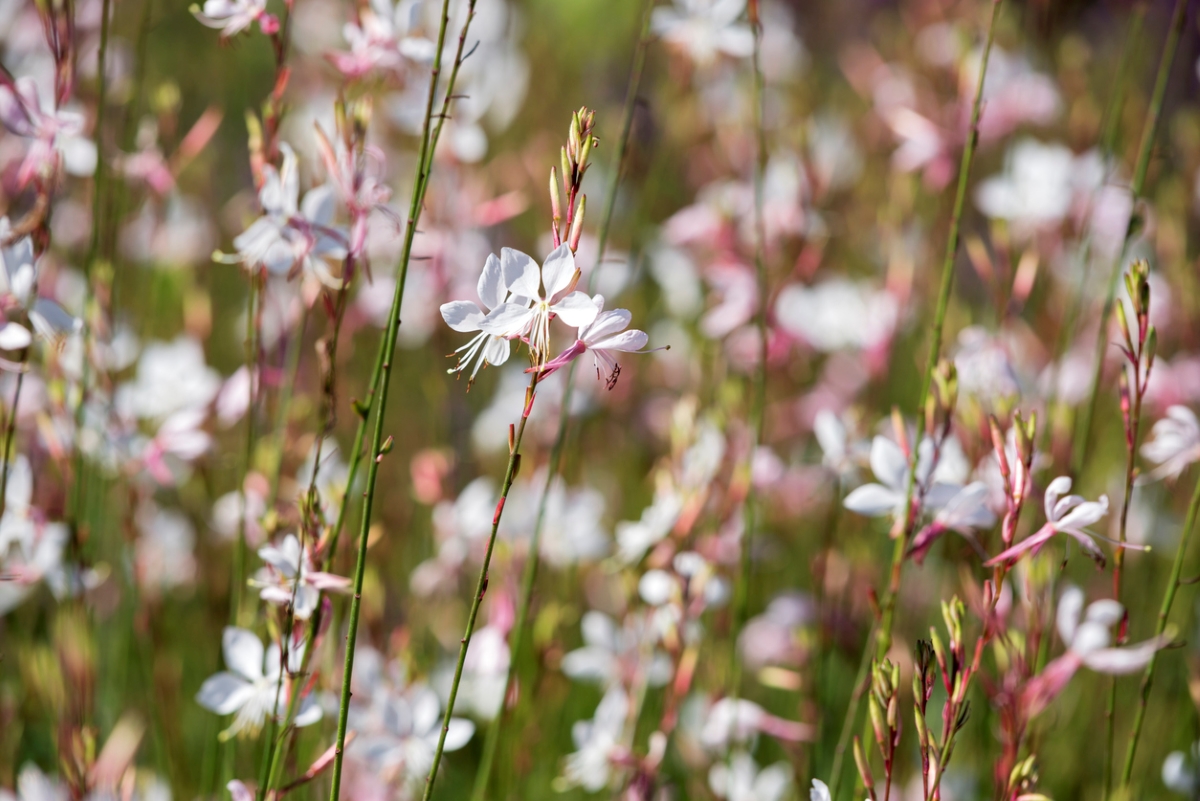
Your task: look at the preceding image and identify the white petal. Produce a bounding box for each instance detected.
[1056,586,1084,645]
[541,243,577,302]
[582,308,631,344]
[442,718,475,751]
[222,627,265,681]
[552,291,599,328]
[869,436,908,490]
[592,329,648,354]
[482,335,510,366]
[440,300,485,333]
[843,483,898,517]
[477,253,506,309]
[479,304,534,337]
[501,248,542,299]
[0,322,31,350]
[196,672,254,714]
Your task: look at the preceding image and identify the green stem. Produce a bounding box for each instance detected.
[725,8,769,782]
[423,373,540,801]
[1121,467,1200,786]
[327,1,475,796]
[230,275,261,629]
[0,361,27,514]
[829,2,1002,796]
[468,7,653,800]
[1071,0,1188,476]
[1038,3,1145,458]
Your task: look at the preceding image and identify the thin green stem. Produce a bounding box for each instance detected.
[1121,464,1200,787]
[266,304,310,510]
[468,7,653,800]
[423,373,540,801]
[829,2,1002,796]
[67,0,113,550]
[1038,4,1145,458]
[0,362,27,515]
[231,274,261,629]
[1071,0,1188,476]
[327,1,475,796]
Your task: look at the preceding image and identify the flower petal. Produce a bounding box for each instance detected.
[440,301,485,333]
[552,291,600,329]
[222,627,264,681]
[477,253,506,309]
[196,672,254,714]
[843,483,899,517]
[541,244,577,302]
[501,248,542,300]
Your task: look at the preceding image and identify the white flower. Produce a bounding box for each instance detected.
[0,456,68,616]
[0,764,68,801]
[700,697,811,751]
[134,503,196,593]
[0,220,82,351]
[253,534,350,619]
[195,627,322,738]
[329,0,435,78]
[479,245,598,365]
[560,611,672,689]
[615,487,683,564]
[536,294,652,389]
[351,670,474,793]
[810,779,832,801]
[708,751,792,801]
[557,686,629,793]
[1142,406,1200,482]
[775,279,896,352]
[192,0,277,37]
[1163,741,1200,797]
[0,79,97,186]
[1055,586,1166,673]
[440,252,521,384]
[986,476,1115,567]
[115,336,221,420]
[843,435,958,521]
[974,139,1093,233]
[217,144,347,287]
[651,0,754,66]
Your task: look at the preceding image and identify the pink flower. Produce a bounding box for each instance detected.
[1022,586,1169,718]
[532,295,652,389]
[192,0,278,37]
[986,476,1128,568]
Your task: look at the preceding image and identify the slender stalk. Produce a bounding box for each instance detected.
[829,2,1002,796]
[468,7,653,799]
[0,362,27,514]
[66,0,113,549]
[1071,0,1188,475]
[327,1,474,796]
[423,373,540,801]
[1038,4,1145,457]
[1120,467,1200,786]
[230,275,261,629]
[726,5,769,783]
[266,304,310,509]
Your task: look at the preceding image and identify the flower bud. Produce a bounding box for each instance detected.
[569,194,587,253]
[853,736,874,789]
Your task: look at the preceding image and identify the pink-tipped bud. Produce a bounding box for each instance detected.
[989,415,1009,478]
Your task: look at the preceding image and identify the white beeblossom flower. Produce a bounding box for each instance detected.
[775,279,897,352]
[478,244,597,366]
[253,533,350,619]
[556,686,629,793]
[1163,741,1200,797]
[439,251,523,384]
[215,143,346,287]
[615,487,683,564]
[348,651,474,795]
[0,79,97,186]
[0,456,68,616]
[536,294,653,389]
[986,476,1122,567]
[708,751,792,801]
[115,336,221,420]
[973,139,1096,233]
[192,0,277,36]
[560,610,672,690]
[651,0,754,66]
[1141,406,1200,482]
[843,435,959,521]
[196,627,322,738]
[0,219,81,354]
